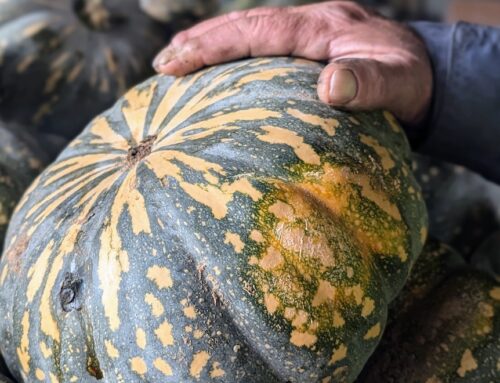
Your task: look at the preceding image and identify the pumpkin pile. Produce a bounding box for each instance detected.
[0,2,498,381]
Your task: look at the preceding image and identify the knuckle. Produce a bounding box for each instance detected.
[172,30,189,45]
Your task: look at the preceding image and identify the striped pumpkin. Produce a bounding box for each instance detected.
[0,0,168,139]
[0,57,427,382]
[0,122,46,250]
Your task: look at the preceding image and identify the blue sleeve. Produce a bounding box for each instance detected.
[408,21,500,184]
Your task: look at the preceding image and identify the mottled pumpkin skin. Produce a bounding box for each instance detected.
[360,268,500,383]
[0,0,168,139]
[0,123,47,250]
[0,58,427,382]
[385,238,464,325]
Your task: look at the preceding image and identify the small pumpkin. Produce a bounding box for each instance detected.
[359,267,500,382]
[0,57,427,382]
[0,122,47,249]
[0,0,169,139]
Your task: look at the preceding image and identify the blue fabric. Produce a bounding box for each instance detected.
[409,21,500,183]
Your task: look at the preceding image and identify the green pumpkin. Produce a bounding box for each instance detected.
[0,0,169,139]
[0,57,427,382]
[385,238,464,325]
[359,267,500,382]
[0,122,47,250]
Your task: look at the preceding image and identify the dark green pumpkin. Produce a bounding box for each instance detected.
[385,238,464,325]
[0,0,168,139]
[0,122,47,250]
[359,268,500,382]
[0,57,427,382]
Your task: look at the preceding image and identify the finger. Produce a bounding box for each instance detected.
[317,58,423,123]
[154,7,288,70]
[154,10,307,76]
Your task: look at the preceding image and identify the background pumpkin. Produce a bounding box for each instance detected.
[359,267,500,382]
[0,57,427,382]
[0,0,169,140]
[412,154,500,259]
[384,238,464,325]
[0,121,47,250]
[139,0,218,24]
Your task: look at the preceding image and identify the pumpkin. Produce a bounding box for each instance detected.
[359,267,500,382]
[412,154,500,258]
[385,238,464,325]
[0,57,427,382]
[0,0,169,139]
[0,121,47,250]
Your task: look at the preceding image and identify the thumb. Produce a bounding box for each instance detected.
[317,59,418,123]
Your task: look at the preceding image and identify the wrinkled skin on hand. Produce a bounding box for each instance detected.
[153,1,432,125]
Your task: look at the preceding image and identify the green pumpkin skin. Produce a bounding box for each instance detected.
[0,57,427,383]
[0,0,168,139]
[386,238,465,325]
[360,269,500,383]
[0,122,47,250]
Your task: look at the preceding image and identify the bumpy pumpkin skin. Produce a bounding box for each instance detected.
[0,0,168,139]
[385,238,464,325]
[0,58,427,382]
[360,269,500,383]
[0,123,47,249]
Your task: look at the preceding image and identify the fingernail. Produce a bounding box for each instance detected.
[153,47,176,71]
[329,69,357,104]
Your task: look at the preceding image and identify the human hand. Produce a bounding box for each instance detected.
[153,1,432,125]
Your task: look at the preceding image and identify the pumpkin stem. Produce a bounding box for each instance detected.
[127,135,157,166]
